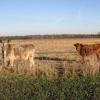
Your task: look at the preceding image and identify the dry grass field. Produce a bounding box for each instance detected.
[2,38,98,76]
[0,38,100,100]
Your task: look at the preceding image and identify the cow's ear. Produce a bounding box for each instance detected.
[74,44,77,47]
[6,40,11,43]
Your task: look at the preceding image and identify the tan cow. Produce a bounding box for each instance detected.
[2,40,35,69]
[74,43,100,62]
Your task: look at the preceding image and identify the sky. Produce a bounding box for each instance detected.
[0,0,100,36]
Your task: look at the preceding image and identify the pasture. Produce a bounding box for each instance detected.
[1,38,99,76]
[0,38,100,100]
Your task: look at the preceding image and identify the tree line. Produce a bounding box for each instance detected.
[0,33,100,40]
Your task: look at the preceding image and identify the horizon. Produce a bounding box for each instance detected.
[0,33,99,37]
[0,0,100,36]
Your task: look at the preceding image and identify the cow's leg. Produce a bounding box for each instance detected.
[29,56,35,72]
[82,57,86,64]
[9,59,14,67]
[4,58,8,67]
[83,56,90,66]
[29,58,34,69]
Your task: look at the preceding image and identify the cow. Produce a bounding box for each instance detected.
[2,40,35,70]
[74,43,100,62]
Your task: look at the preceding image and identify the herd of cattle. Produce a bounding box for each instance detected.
[0,39,100,72]
[0,40,35,70]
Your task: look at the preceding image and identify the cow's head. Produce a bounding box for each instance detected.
[74,43,83,53]
[0,40,2,42]
[0,40,7,45]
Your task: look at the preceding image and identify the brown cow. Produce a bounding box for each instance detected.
[74,43,100,62]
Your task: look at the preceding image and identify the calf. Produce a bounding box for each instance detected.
[3,40,35,69]
[74,43,100,62]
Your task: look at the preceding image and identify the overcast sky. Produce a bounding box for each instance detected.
[0,0,100,36]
